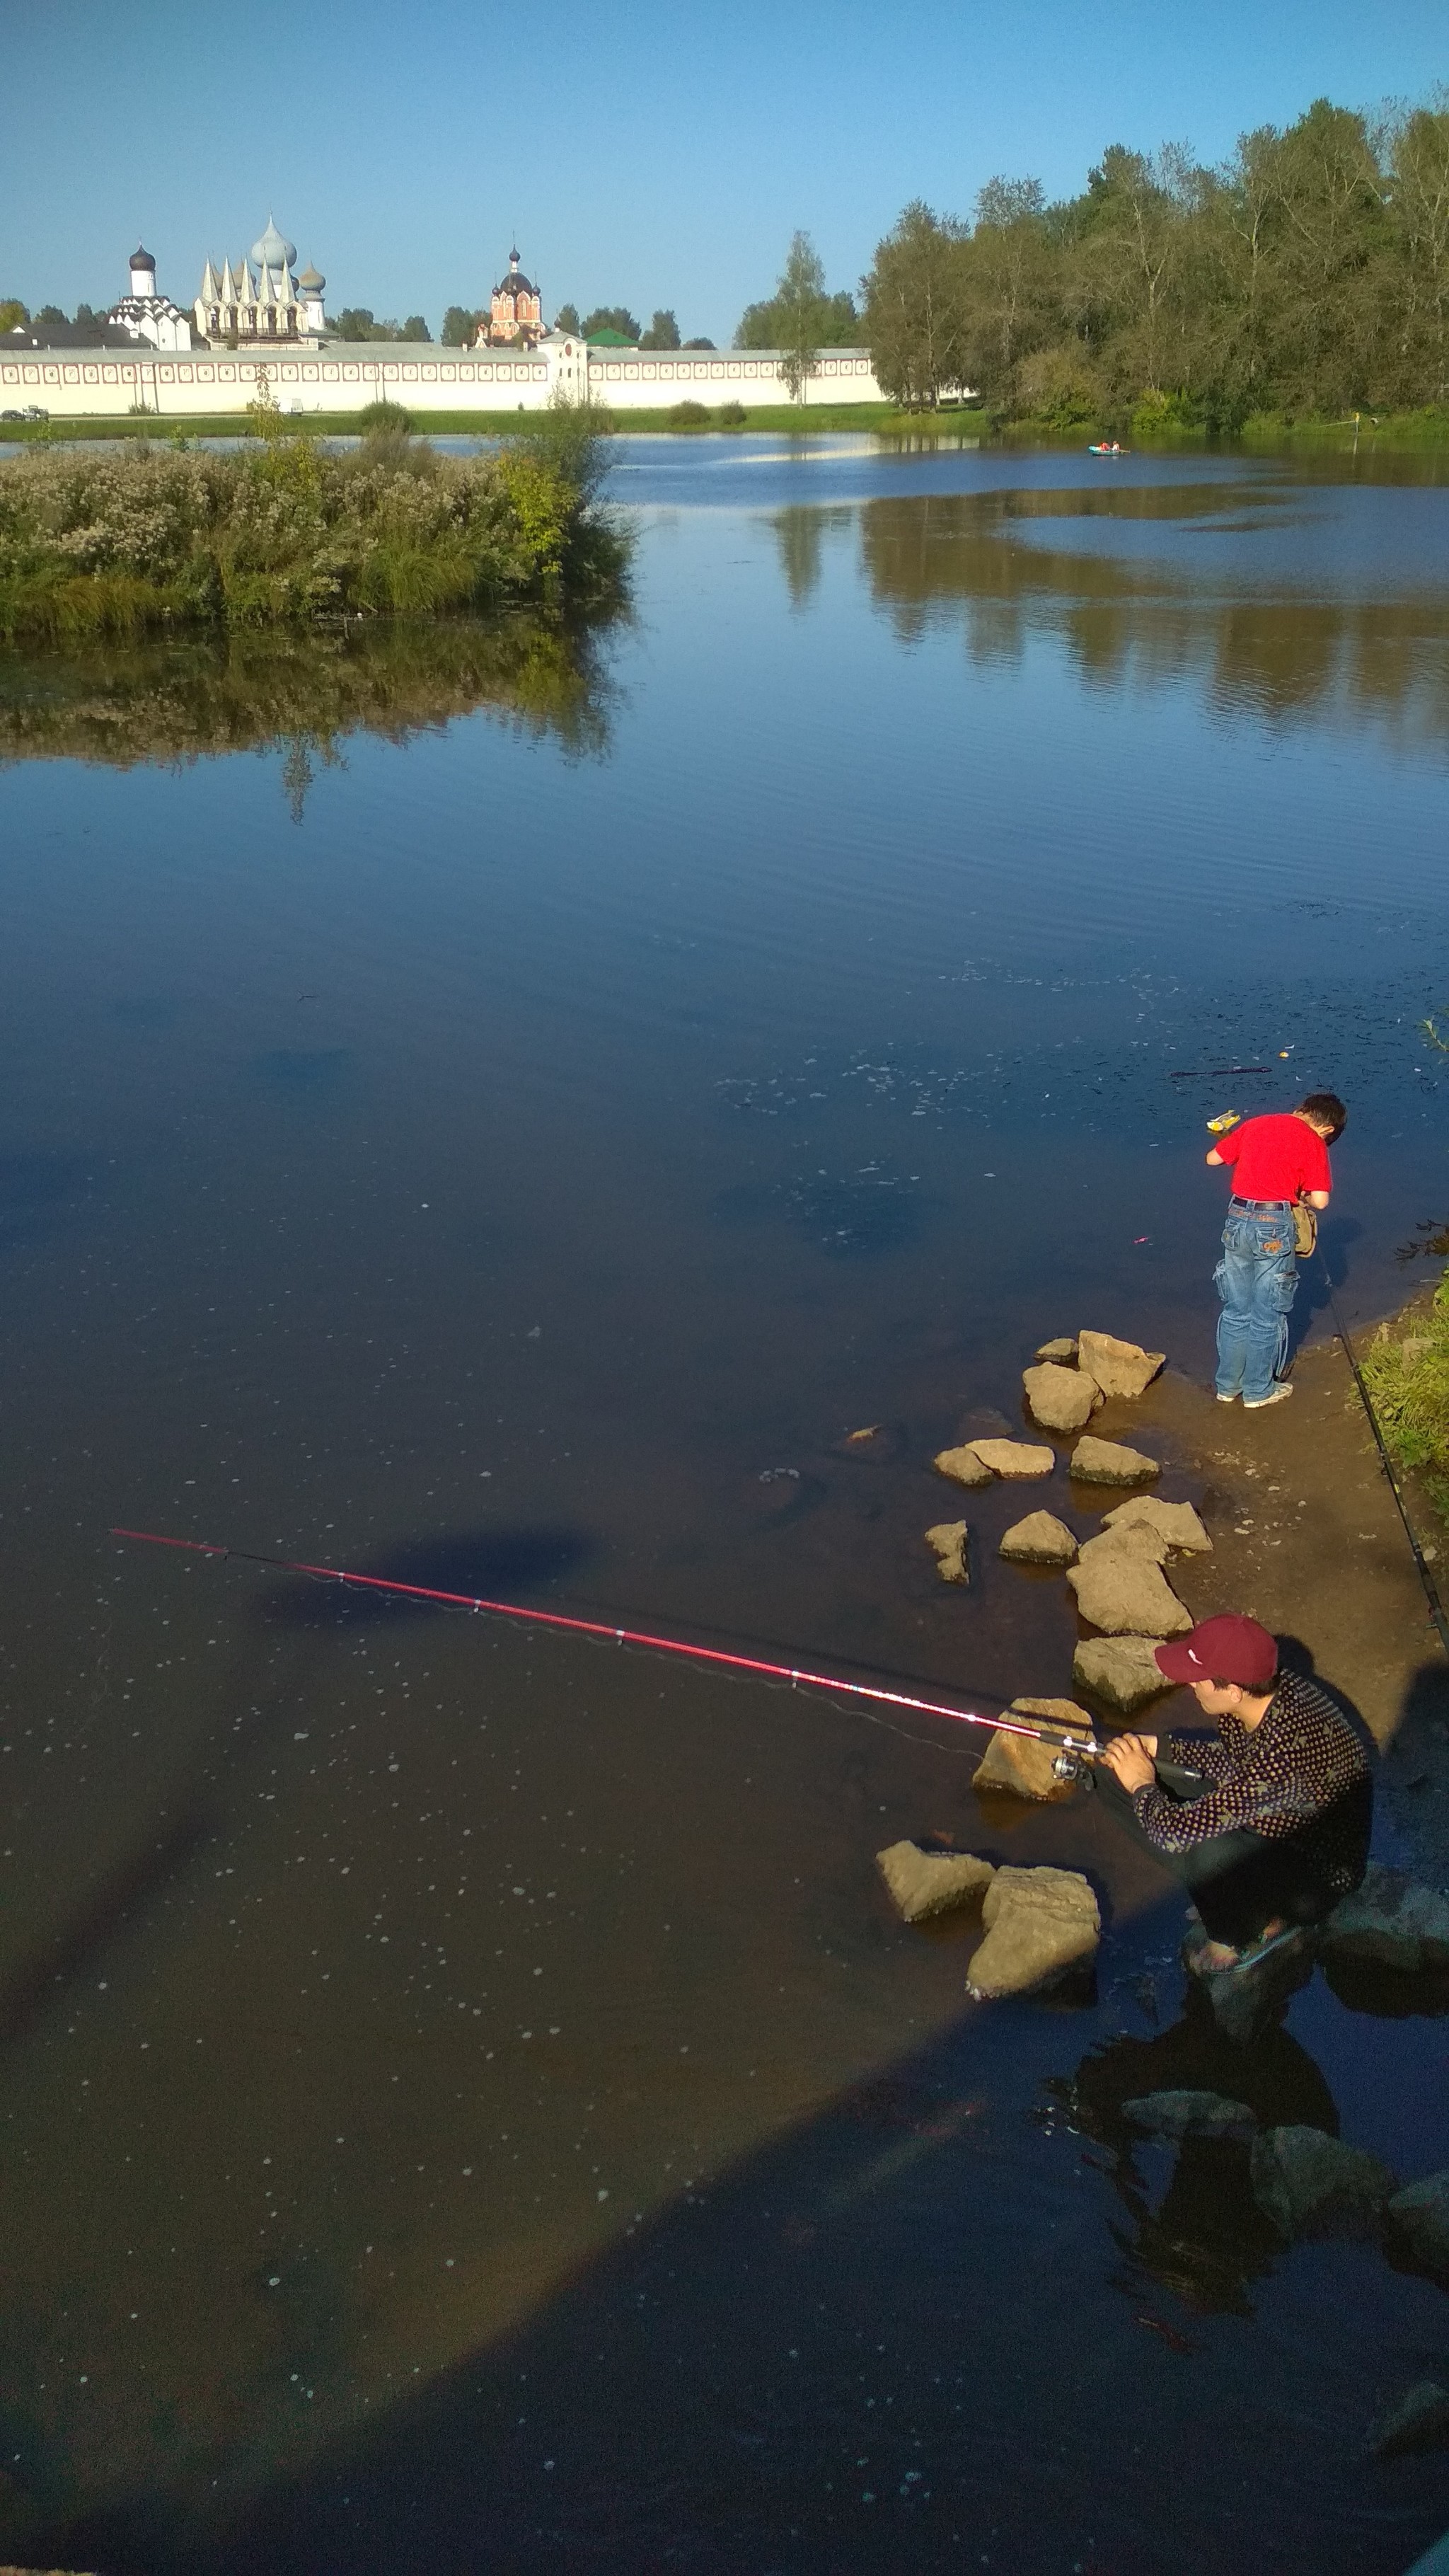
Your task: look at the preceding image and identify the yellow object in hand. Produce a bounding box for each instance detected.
[1206,1110,1241,1135]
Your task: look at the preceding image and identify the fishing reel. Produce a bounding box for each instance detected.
[1051,1742,1085,1784]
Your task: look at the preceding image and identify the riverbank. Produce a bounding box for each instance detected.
[0,401,916,445]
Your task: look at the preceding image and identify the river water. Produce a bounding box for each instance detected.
[2,437,1449,2572]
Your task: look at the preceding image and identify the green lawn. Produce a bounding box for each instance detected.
[0,401,964,446]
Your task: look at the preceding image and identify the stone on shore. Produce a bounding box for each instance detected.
[1369,2382,1449,2460]
[1076,1330,1167,1401]
[1068,1548,1193,1638]
[1122,2090,1257,2141]
[1035,1337,1078,1363]
[998,1511,1079,1566]
[1022,1363,1101,1434]
[1070,1436,1161,1487]
[1102,1495,1213,1554]
[1250,2126,1397,2239]
[1319,1863,1449,1975]
[973,1698,1094,1802]
[1385,2173,1449,2284]
[1184,1922,1317,2043]
[970,1438,1057,1479]
[933,1443,995,1490]
[968,1864,1100,1998]
[877,1841,995,1925]
[925,1521,969,1584]
[1076,1523,1173,1570]
[1072,1635,1174,1715]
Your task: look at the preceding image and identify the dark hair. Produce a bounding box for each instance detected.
[1211,1672,1278,1692]
[1298,1091,1346,1140]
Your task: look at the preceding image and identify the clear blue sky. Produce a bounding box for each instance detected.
[6,0,1445,340]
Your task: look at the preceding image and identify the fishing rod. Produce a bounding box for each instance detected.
[1314,1261,1449,1661]
[108,1526,1104,1778]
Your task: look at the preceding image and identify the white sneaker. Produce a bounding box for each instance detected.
[1216,1392,1238,1404]
[1243,1382,1293,1410]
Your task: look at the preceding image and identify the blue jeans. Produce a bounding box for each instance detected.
[1214,1204,1298,1401]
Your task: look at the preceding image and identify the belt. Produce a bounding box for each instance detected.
[1230,1197,1292,1212]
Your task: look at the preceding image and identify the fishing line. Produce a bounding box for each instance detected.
[108,1526,1104,1768]
[1315,1257,1449,1660]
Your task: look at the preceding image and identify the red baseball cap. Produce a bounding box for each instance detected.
[1154,1614,1277,1689]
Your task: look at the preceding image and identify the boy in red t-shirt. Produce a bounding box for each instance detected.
[1206,1093,1344,1408]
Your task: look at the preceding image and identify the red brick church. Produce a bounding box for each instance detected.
[481,249,543,346]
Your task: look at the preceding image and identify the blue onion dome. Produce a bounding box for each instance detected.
[250,216,296,273]
[296,263,325,292]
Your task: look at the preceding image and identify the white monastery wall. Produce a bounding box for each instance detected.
[0,342,886,422]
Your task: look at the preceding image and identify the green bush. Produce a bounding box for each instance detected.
[357,399,414,435]
[667,400,712,430]
[717,400,747,427]
[0,425,628,643]
[1358,1278,1449,1516]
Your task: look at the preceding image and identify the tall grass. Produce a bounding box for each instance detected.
[1359,1277,1449,1517]
[0,418,628,645]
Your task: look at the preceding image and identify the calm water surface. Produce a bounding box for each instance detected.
[3,438,1449,2572]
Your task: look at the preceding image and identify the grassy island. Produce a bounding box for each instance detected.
[0,406,628,645]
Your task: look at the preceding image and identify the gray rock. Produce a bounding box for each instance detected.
[974,1699,1094,1802]
[933,1443,995,1490]
[1068,1548,1193,1638]
[998,1511,1079,1567]
[1022,1363,1101,1434]
[1121,2089,1257,2141]
[1072,1635,1174,1715]
[1102,1495,1213,1554]
[1184,1922,1317,2043]
[1250,2125,1397,2239]
[967,1864,1100,1998]
[1035,1337,1078,1363]
[1070,1436,1161,1486]
[1387,2172,1449,2284]
[969,1437,1057,1479]
[1320,1863,1449,1974]
[877,1841,995,1924]
[1369,2382,1449,2460]
[1076,1330,1167,1401]
[925,1520,969,1584]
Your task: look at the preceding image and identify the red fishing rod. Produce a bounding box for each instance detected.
[108,1525,1104,1773]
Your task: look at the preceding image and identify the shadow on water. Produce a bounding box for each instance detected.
[0,1798,214,2054]
[42,1935,1449,2576]
[255,1524,599,1628]
[0,609,625,800]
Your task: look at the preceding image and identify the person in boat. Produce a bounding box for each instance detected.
[1095,1614,1370,1969]
[1206,1091,1344,1409]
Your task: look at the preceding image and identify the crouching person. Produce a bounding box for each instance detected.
[1096,1614,1370,1970]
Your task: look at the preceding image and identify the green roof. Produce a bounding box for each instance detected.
[587,328,637,347]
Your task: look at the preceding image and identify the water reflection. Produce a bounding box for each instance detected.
[768,485,1449,750]
[0,609,622,805]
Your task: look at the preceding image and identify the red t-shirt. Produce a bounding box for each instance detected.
[1216,1114,1331,1202]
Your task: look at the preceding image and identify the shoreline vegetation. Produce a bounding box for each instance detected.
[4,402,1449,456]
[0,396,629,645]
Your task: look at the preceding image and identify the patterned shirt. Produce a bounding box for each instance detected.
[1131,1667,1371,1894]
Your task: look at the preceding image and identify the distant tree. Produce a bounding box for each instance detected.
[35,304,67,325]
[775,231,826,398]
[0,299,30,333]
[639,307,681,347]
[581,306,640,342]
[554,301,582,333]
[1388,98,1449,404]
[334,306,379,340]
[74,302,100,334]
[441,305,477,346]
[683,335,716,348]
[861,200,971,406]
[400,315,432,341]
[736,284,857,348]
[957,175,1053,401]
